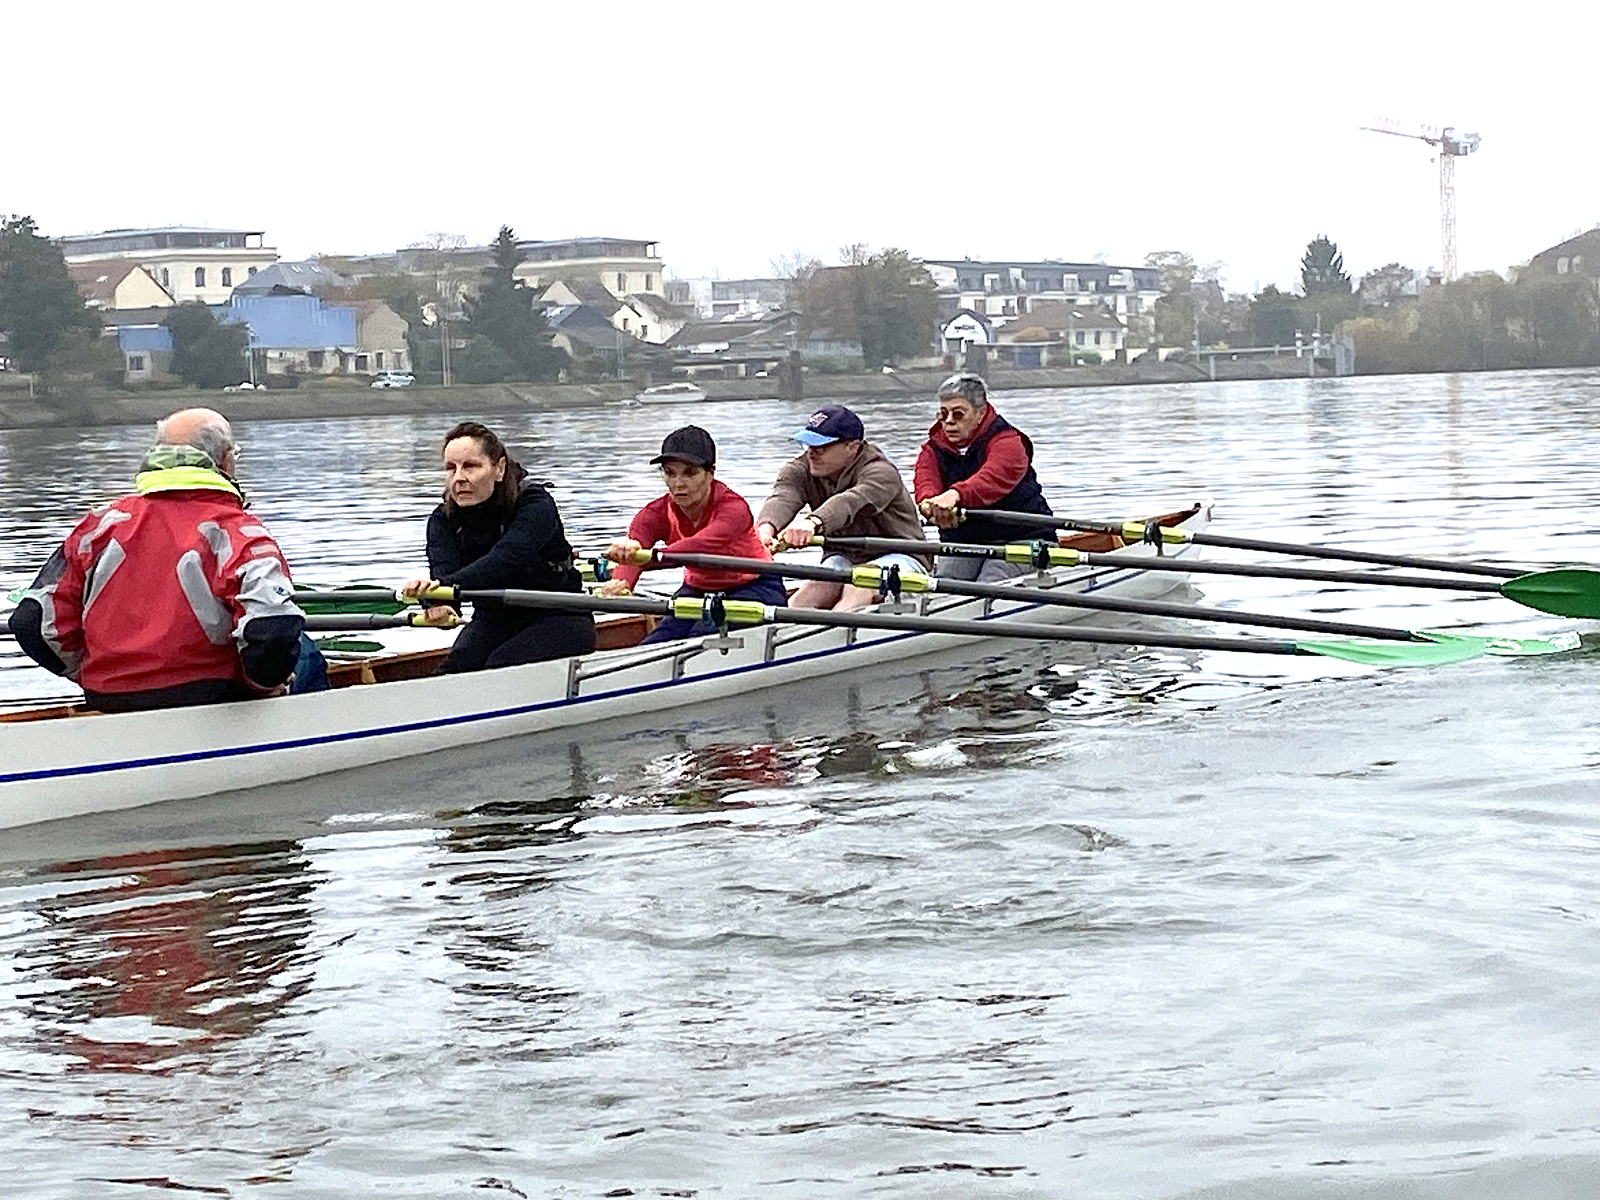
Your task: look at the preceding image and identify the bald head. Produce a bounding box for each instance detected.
[156,408,235,473]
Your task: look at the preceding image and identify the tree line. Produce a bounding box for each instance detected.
[1147,235,1600,373]
[8,208,1600,394]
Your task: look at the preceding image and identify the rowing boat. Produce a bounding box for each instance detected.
[0,502,1210,829]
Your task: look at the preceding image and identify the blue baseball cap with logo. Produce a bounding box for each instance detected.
[791,405,865,446]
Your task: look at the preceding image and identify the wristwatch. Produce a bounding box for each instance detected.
[809,513,826,536]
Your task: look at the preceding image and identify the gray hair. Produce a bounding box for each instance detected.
[937,372,988,407]
[155,412,234,467]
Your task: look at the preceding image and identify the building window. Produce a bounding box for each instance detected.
[247,266,257,277]
[128,355,146,372]
[621,318,631,331]
[1094,331,1103,345]
[617,273,627,293]
[355,354,369,372]
[645,274,654,291]
[161,267,170,287]
[221,267,233,287]
[308,350,325,369]
[375,352,384,369]
[640,324,649,340]
[194,267,206,288]
[1075,331,1086,346]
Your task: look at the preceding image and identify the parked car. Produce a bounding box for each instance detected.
[371,371,415,389]
[222,381,259,392]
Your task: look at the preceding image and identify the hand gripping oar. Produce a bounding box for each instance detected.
[817,535,1600,620]
[413,586,1561,668]
[960,507,1545,579]
[636,550,1577,659]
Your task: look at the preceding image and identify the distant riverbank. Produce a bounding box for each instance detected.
[0,355,1330,432]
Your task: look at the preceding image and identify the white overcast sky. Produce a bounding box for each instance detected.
[6,0,1593,293]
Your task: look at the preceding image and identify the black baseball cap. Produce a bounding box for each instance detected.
[650,425,716,468]
[792,405,865,446]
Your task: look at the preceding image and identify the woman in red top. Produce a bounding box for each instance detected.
[599,426,787,643]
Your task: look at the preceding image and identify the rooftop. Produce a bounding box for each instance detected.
[60,225,267,241]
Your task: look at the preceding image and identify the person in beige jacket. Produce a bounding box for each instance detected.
[755,405,931,609]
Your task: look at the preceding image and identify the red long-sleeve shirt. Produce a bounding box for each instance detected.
[913,405,1034,507]
[614,478,772,591]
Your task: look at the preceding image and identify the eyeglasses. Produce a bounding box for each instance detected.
[937,407,975,423]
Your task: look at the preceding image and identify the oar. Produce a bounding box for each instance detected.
[816,535,1600,620]
[294,586,411,616]
[960,507,1544,579]
[414,585,1561,668]
[302,611,459,631]
[639,550,1574,657]
[292,567,640,616]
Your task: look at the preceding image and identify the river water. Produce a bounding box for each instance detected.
[3,371,1600,1198]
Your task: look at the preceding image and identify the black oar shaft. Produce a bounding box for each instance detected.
[961,508,1527,578]
[658,551,1423,643]
[302,612,454,631]
[820,536,1509,594]
[1179,531,1524,578]
[459,585,1308,657]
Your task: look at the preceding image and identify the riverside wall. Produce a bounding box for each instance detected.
[0,356,1325,433]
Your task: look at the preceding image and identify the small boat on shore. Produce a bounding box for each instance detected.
[0,504,1209,829]
[634,382,707,404]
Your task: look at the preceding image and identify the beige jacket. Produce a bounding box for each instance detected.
[756,442,931,568]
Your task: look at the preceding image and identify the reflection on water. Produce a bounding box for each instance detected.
[6,371,1600,1197]
[15,841,317,1072]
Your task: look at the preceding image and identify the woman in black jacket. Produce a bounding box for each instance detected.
[401,422,595,673]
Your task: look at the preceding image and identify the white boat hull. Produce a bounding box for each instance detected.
[0,504,1210,828]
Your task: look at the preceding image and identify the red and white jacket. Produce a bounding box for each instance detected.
[13,457,304,699]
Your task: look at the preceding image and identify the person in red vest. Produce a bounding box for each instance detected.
[914,373,1058,581]
[8,407,316,711]
[598,425,787,642]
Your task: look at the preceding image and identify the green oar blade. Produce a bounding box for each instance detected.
[1295,637,1489,666]
[1500,570,1600,619]
[1417,629,1583,657]
[314,637,387,653]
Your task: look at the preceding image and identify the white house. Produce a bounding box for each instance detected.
[993,301,1125,366]
[58,227,279,304]
[67,260,175,310]
[512,237,666,299]
[940,309,992,358]
[924,258,1161,336]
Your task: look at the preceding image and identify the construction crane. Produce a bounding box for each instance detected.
[1360,118,1482,283]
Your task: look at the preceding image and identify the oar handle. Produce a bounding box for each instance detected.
[302,610,459,631]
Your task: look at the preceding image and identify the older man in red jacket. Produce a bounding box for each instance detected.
[8,408,312,711]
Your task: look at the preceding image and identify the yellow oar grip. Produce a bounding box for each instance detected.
[1120,520,1187,545]
[1003,544,1081,567]
[849,565,934,592]
[669,598,770,624]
